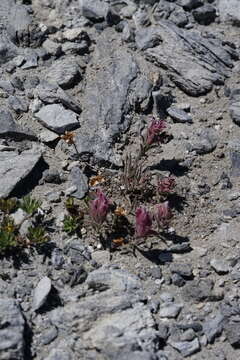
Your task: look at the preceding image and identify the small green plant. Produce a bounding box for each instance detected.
[0,216,17,253]
[26,226,48,244]
[0,198,18,214]
[63,215,80,234]
[0,230,17,253]
[20,195,42,215]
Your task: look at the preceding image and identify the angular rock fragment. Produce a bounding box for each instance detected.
[32,276,52,311]
[49,267,158,359]
[0,298,25,360]
[136,21,237,96]
[219,0,240,26]
[35,104,79,134]
[169,338,200,357]
[35,81,82,114]
[75,29,152,163]
[45,59,81,89]
[0,149,42,198]
[68,166,88,200]
[0,108,36,140]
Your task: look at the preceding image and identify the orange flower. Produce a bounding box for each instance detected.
[61,131,75,144]
[89,175,105,187]
[112,237,125,246]
[114,207,127,216]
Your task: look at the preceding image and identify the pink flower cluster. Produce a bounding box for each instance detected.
[146,118,166,146]
[157,176,175,195]
[135,201,172,238]
[89,189,110,225]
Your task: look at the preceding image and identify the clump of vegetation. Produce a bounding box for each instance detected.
[20,195,42,215]
[60,116,178,251]
[0,196,48,255]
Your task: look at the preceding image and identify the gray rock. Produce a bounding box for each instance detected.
[0,32,20,65]
[75,29,152,163]
[170,263,193,278]
[179,0,203,11]
[51,248,65,270]
[192,5,216,25]
[0,298,25,360]
[0,149,42,198]
[69,166,89,199]
[219,0,240,26]
[39,129,59,143]
[45,347,73,360]
[35,81,81,114]
[136,21,237,96]
[159,292,174,303]
[42,39,62,57]
[159,303,183,318]
[32,276,52,311]
[183,279,223,303]
[181,329,196,341]
[188,128,218,154]
[49,267,158,358]
[229,89,240,125]
[35,104,79,134]
[203,313,224,343]
[224,321,240,348]
[79,0,109,20]
[210,258,230,274]
[86,267,141,292]
[45,59,81,89]
[0,108,35,140]
[0,80,15,95]
[8,95,28,113]
[10,208,27,226]
[169,338,200,357]
[3,0,32,43]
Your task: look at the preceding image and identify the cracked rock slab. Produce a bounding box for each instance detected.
[136,21,238,96]
[75,29,152,163]
[0,150,42,198]
[35,104,79,134]
[0,298,25,360]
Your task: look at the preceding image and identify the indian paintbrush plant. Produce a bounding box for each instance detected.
[60,115,177,251]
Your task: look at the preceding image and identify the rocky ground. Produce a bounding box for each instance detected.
[1,0,240,359]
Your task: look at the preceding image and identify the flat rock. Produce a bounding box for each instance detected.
[203,313,224,343]
[188,128,218,154]
[0,108,36,140]
[45,59,81,89]
[210,258,230,274]
[159,303,183,318]
[32,276,52,311]
[49,267,158,359]
[75,29,152,163]
[224,321,240,348]
[136,21,237,96]
[167,106,192,123]
[219,0,240,26]
[35,104,79,134]
[0,298,25,360]
[79,0,109,21]
[0,149,42,198]
[229,89,240,125]
[68,166,89,199]
[35,81,81,114]
[169,338,200,357]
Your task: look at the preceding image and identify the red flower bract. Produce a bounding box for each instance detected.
[146,118,166,146]
[89,189,110,225]
[135,207,153,238]
[154,201,172,228]
[157,176,175,194]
